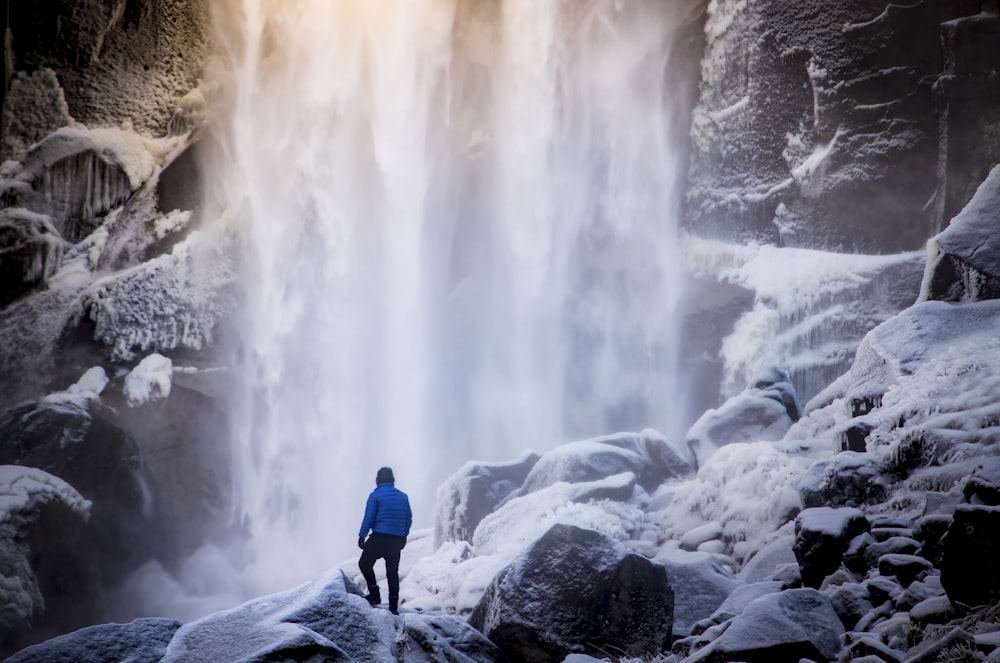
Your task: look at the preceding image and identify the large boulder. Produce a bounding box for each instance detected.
[793,506,870,588]
[515,430,693,497]
[940,504,1000,607]
[434,451,540,546]
[0,466,94,658]
[469,524,673,662]
[7,618,180,663]
[684,588,845,663]
[685,365,800,467]
[922,163,1000,303]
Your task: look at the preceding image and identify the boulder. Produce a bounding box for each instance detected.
[516,430,693,496]
[940,504,1000,607]
[800,452,888,508]
[737,534,797,583]
[793,506,870,588]
[654,550,742,638]
[0,466,94,658]
[684,588,844,663]
[434,451,540,546]
[7,618,180,663]
[469,524,673,663]
[922,156,1000,303]
[685,366,800,467]
[876,554,932,588]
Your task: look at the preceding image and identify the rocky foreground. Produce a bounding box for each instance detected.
[7,169,1000,660]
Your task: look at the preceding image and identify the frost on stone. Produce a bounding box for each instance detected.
[0,125,183,243]
[41,367,109,413]
[0,68,73,164]
[0,466,91,635]
[124,354,172,407]
[85,231,236,361]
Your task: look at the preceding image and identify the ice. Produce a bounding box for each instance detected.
[124,354,173,407]
[41,366,108,411]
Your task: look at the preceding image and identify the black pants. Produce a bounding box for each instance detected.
[359,532,405,598]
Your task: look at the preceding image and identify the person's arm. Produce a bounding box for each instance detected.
[404,498,413,537]
[358,492,378,539]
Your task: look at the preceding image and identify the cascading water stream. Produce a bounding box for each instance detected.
[203,0,697,597]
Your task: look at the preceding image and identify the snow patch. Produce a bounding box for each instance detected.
[125,353,173,407]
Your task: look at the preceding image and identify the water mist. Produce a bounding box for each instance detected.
[202,0,697,599]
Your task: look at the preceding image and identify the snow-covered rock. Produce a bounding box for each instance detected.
[683,588,844,663]
[0,466,92,649]
[793,506,870,588]
[922,163,1000,303]
[515,429,693,497]
[124,353,173,407]
[799,451,888,508]
[7,617,180,663]
[685,365,800,467]
[434,452,540,546]
[469,523,673,663]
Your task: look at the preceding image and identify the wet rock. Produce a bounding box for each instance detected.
[469,524,673,663]
[794,506,871,588]
[940,504,1000,607]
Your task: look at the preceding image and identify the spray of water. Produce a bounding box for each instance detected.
[203,0,695,596]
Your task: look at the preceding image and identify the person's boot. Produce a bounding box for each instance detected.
[388,594,399,615]
[365,585,381,606]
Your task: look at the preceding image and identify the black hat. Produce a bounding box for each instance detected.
[376,467,395,484]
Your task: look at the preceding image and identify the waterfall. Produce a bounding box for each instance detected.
[204,0,695,594]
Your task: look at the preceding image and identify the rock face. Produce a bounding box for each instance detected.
[0,209,63,306]
[469,524,674,663]
[1,0,209,161]
[686,0,985,252]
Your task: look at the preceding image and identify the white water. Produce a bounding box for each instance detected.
[204,0,696,596]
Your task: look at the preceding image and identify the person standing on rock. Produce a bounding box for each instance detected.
[358,466,412,614]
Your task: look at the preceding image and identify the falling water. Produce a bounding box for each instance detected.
[204,0,697,595]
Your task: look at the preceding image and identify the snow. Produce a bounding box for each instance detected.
[796,506,866,537]
[41,366,109,412]
[124,353,173,407]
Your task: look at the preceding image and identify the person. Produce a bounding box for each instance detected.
[357,466,412,614]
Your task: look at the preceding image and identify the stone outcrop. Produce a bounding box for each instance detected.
[940,504,1000,607]
[1,0,209,161]
[686,0,986,252]
[469,524,674,663]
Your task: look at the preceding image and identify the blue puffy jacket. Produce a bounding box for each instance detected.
[358,482,412,538]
